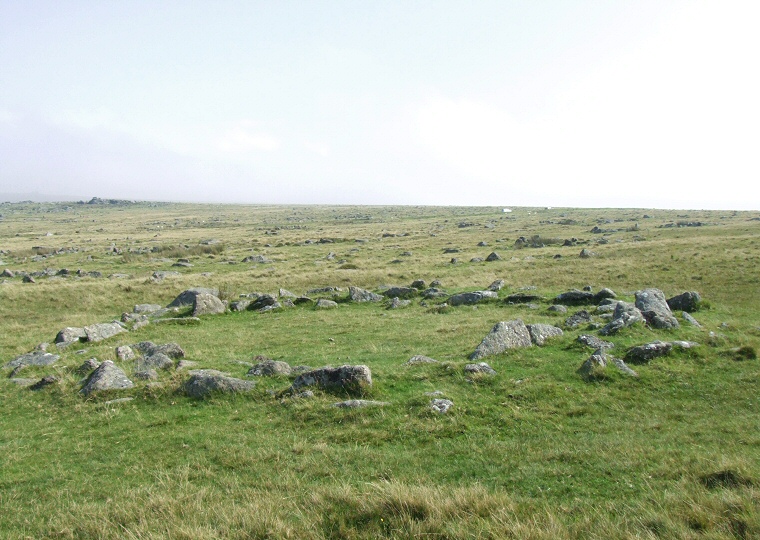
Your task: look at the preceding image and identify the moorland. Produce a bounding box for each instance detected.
[1,201,759,539]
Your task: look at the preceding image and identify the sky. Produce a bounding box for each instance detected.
[1,1,759,209]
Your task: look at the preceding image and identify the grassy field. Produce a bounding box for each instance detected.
[1,201,759,539]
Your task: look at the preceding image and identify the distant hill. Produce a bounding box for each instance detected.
[0,192,87,203]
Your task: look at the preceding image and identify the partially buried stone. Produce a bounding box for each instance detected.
[526,323,563,346]
[30,375,59,391]
[430,398,453,414]
[470,320,532,360]
[84,322,126,343]
[184,370,256,399]
[333,399,389,408]
[291,365,372,395]
[192,293,226,316]
[81,360,134,396]
[464,362,497,375]
[4,350,60,369]
[404,355,439,366]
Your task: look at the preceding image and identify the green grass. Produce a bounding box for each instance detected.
[1,202,759,538]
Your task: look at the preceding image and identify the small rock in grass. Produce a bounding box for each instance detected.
[430,398,453,414]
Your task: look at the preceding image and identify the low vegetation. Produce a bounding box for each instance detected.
[1,202,759,538]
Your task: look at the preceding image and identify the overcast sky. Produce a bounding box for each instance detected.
[1,1,758,209]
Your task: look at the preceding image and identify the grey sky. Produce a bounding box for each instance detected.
[1,1,758,209]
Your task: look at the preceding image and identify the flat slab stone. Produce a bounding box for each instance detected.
[448,291,498,306]
[348,286,383,302]
[526,323,563,346]
[624,341,673,364]
[192,293,226,316]
[167,288,220,308]
[84,322,126,342]
[4,350,60,369]
[291,365,372,395]
[404,355,439,366]
[464,362,497,375]
[333,399,389,408]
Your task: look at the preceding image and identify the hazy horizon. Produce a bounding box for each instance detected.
[2,1,759,210]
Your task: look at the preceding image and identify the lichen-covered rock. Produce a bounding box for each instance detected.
[682,312,702,328]
[167,288,220,308]
[246,294,278,311]
[184,370,256,399]
[134,369,158,380]
[599,301,645,335]
[132,341,185,359]
[448,291,498,306]
[291,365,372,395]
[485,252,502,262]
[464,362,497,375]
[576,335,615,350]
[116,345,136,362]
[577,350,607,380]
[547,304,568,313]
[4,350,60,369]
[526,324,563,346]
[315,298,338,309]
[387,297,411,309]
[470,320,532,360]
[81,360,134,396]
[54,327,86,344]
[624,341,673,364]
[382,287,417,299]
[192,293,226,316]
[554,289,594,305]
[635,288,680,329]
[84,322,126,343]
[133,304,162,314]
[333,399,389,408]
[430,398,453,414]
[404,355,439,366]
[667,291,702,313]
[348,286,383,303]
[247,357,292,376]
[565,310,593,328]
[488,279,505,291]
[140,352,174,370]
[75,358,101,376]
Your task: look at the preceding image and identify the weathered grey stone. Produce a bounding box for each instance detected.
[4,350,60,369]
[184,370,256,399]
[140,352,174,370]
[624,341,673,364]
[547,304,568,314]
[610,356,639,377]
[485,252,502,262]
[22,275,36,283]
[554,289,595,305]
[192,293,226,316]
[579,248,596,258]
[315,298,338,309]
[133,369,158,380]
[404,355,439,366]
[279,288,297,298]
[132,341,185,359]
[1,269,13,278]
[247,358,292,376]
[387,297,411,309]
[75,358,101,376]
[464,362,497,375]
[84,322,126,343]
[133,303,163,314]
[121,312,149,325]
[430,398,453,414]
[115,345,136,362]
[564,310,593,328]
[667,291,702,313]
[382,287,417,299]
[54,327,86,344]
[682,312,702,328]
[10,378,37,387]
[599,301,645,335]
[30,375,59,391]
[348,286,383,302]
[526,324,564,346]
[671,340,699,349]
[176,360,198,370]
[246,294,278,311]
[448,291,498,306]
[81,360,134,396]
[291,365,372,395]
[167,288,220,308]
[422,288,448,299]
[229,300,251,311]
[594,288,617,302]
[577,350,607,379]
[470,320,532,360]
[410,279,426,290]
[333,399,389,408]
[635,288,679,329]
[242,254,272,263]
[576,335,615,350]
[488,279,505,291]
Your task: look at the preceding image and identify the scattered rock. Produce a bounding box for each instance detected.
[382,287,417,299]
[404,355,439,365]
[470,320,532,360]
[291,365,372,395]
[448,291,498,306]
[635,288,679,329]
[30,375,59,391]
[167,288,220,308]
[348,286,383,302]
[430,398,453,414]
[115,345,136,362]
[279,288,296,299]
[624,341,673,364]
[1,269,13,278]
[333,399,389,408]
[564,310,593,328]
[610,357,639,377]
[132,341,185,359]
[315,298,338,309]
[410,279,426,290]
[54,327,86,344]
[75,358,101,376]
[139,352,174,370]
[579,248,596,258]
[667,291,702,313]
[577,350,607,380]
[387,297,411,309]
[81,360,134,396]
[464,362,497,375]
[133,369,158,380]
[184,370,256,399]
[526,324,563,346]
[4,350,60,369]
[488,279,505,291]
[22,275,36,283]
[682,312,702,328]
[599,301,645,335]
[485,252,502,262]
[505,293,542,303]
[547,305,567,313]
[577,335,615,350]
[248,357,292,376]
[229,300,251,311]
[192,293,226,316]
[247,294,278,311]
[242,254,272,264]
[84,322,126,343]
